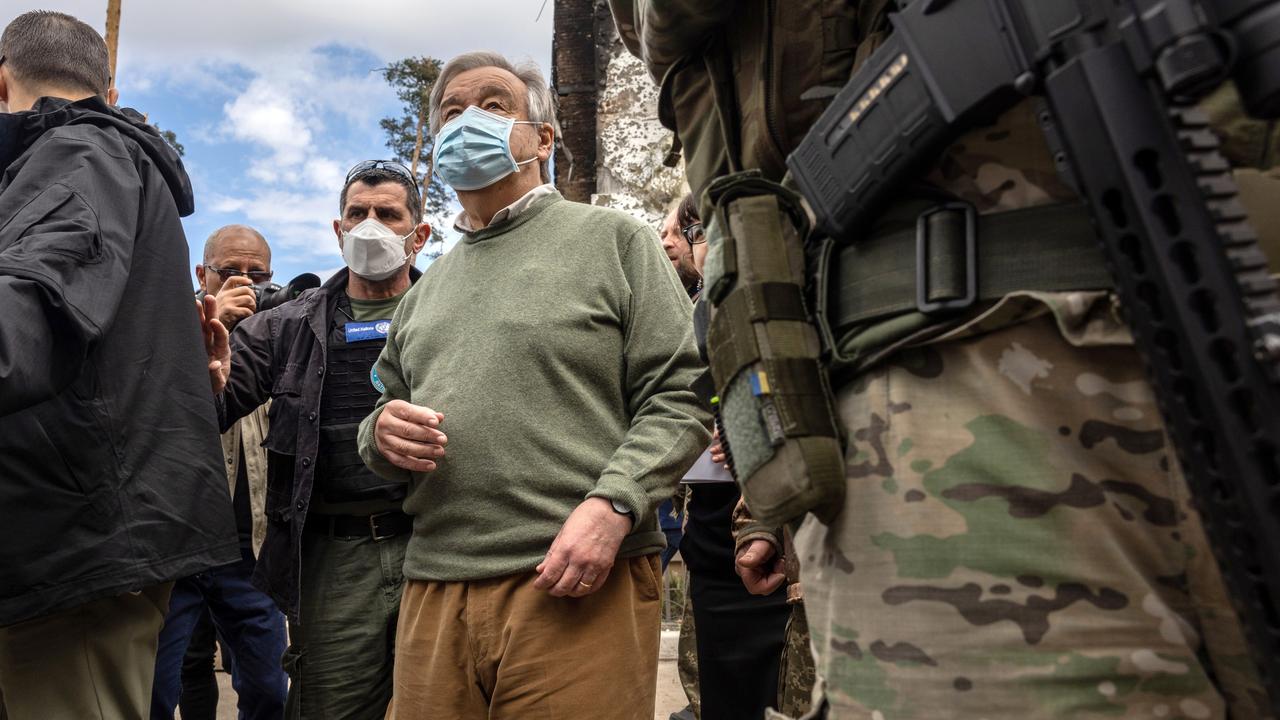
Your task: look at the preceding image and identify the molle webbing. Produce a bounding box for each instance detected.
[703,171,846,527]
[707,282,809,389]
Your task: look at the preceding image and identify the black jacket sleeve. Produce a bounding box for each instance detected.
[218,308,277,432]
[0,136,140,416]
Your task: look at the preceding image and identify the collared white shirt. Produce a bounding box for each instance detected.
[452,183,557,234]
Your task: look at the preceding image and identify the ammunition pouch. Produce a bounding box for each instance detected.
[702,171,846,527]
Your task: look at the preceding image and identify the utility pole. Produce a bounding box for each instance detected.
[105,0,121,84]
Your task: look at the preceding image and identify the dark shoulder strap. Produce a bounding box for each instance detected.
[704,35,744,174]
[854,0,896,70]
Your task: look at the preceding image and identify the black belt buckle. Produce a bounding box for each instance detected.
[915,202,978,315]
[368,511,397,542]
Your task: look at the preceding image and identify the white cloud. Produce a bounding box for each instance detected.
[205,188,339,261]
[303,157,347,193]
[4,1,553,86]
[3,1,551,275]
[225,80,314,167]
[197,46,395,259]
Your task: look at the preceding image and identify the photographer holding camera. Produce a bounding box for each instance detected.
[196,224,272,331]
[151,224,288,720]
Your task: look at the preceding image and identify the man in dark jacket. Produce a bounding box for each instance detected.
[0,10,238,719]
[208,161,429,720]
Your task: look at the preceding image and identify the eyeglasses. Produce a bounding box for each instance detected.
[204,265,274,283]
[681,222,705,245]
[345,160,419,191]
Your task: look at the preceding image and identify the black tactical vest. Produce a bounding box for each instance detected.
[315,296,406,503]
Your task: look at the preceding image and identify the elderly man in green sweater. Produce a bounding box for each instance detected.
[356,51,712,719]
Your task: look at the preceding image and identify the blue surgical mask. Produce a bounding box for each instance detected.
[432,106,540,191]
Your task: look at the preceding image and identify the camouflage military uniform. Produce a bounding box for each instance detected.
[678,576,701,717]
[795,294,1272,719]
[787,88,1275,720]
[609,2,1274,718]
[733,498,815,717]
[777,604,814,718]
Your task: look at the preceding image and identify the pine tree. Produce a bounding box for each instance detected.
[379,57,452,222]
[156,126,184,156]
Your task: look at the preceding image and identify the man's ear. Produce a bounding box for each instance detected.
[106,86,119,105]
[195,263,206,289]
[412,223,432,253]
[538,124,555,162]
[333,219,344,249]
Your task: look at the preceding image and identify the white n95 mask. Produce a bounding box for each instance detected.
[341,218,414,281]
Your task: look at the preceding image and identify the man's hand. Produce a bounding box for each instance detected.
[198,296,230,395]
[374,399,447,472]
[736,539,786,596]
[534,497,632,598]
[710,427,728,468]
[214,275,257,330]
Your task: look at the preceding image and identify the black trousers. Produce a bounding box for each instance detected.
[684,483,791,720]
[177,608,219,720]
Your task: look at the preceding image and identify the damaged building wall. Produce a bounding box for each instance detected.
[553,0,684,226]
[591,7,684,222]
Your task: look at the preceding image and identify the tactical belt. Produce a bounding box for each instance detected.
[826,201,1114,332]
[304,511,412,542]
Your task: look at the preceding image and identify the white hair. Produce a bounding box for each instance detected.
[429,51,560,182]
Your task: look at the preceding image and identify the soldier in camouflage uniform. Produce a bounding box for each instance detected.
[775,605,814,718]
[611,1,1277,718]
[792,289,1272,719]
[733,498,815,718]
[676,579,700,719]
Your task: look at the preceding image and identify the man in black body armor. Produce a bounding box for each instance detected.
[213,160,429,720]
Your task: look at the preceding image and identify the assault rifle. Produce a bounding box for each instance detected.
[787,0,1280,710]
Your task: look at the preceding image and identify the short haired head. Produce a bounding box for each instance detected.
[428,51,559,183]
[0,11,110,97]
[195,224,272,302]
[203,224,270,265]
[340,166,421,223]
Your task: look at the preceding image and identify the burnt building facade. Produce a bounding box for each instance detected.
[552,0,684,224]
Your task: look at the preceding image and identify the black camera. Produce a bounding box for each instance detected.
[253,273,322,313]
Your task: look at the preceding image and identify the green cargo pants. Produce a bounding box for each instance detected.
[283,528,408,720]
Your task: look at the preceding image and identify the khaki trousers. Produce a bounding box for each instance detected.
[387,555,662,720]
[0,583,172,720]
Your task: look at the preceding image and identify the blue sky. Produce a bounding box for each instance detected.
[2,1,553,286]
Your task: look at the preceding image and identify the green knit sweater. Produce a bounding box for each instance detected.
[357,191,712,581]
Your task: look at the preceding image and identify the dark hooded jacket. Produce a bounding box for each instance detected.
[0,97,239,626]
